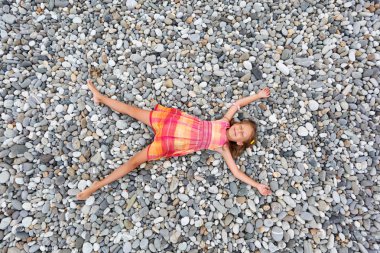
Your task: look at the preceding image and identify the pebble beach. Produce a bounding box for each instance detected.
[0,0,379,252]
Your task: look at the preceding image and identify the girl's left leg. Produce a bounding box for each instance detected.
[76,146,149,200]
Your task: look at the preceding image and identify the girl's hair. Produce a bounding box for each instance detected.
[228,119,257,159]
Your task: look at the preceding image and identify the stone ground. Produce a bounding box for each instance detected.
[0,0,379,252]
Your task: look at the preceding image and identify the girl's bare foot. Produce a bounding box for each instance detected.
[76,181,101,200]
[87,80,104,105]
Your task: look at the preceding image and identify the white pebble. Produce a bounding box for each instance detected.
[108,59,116,67]
[55,104,64,113]
[85,196,95,206]
[163,161,171,169]
[126,0,137,9]
[90,115,99,121]
[297,126,308,137]
[73,17,82,24]
[22,203,32,211]
[308,100,319,111]
[243,61,252,70]
[78,180,88,191]
[181,217,190,226]
[276,62,290,75]
[22,217,33,227]
[269,114,277,123]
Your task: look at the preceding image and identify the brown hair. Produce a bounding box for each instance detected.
[228,119,257,159]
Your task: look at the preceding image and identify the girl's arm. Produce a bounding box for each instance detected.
[222,87,270,121]
[216,146,272,196]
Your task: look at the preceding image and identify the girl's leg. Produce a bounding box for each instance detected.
[87,80,152,127]
[76,146,149,200]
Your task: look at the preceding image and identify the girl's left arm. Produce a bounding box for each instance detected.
[217,146,272,196]
[222,87,270,121]
[237,87,270,107]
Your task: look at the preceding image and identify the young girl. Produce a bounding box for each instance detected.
[77,80,272,200]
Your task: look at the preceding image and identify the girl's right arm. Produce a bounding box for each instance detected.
[216,146,272,196]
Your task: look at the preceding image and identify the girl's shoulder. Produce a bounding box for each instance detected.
[214,117,230,126]
[214,143,231,154]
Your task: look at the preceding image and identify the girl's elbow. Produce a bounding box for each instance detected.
[232,170,242,178]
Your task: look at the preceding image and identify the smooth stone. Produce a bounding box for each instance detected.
[130,54,143,63]
[294,58,313,67]
[22,217,33,227]
[169,177,179,192]
[11,145,28,155]
[73,17,82,23]
[55,0,69,7]
[300,212,314,221]
[252,67,263,80]
[82,242,93,253]
[297,126,308,137]
[154,44,164,53]
[189,34,200,42]
[145,55,156,63]
[213,201,227,214]
[0,171,10,184]
[0,217,11,230]
[224,214,233,226]
[116,120,128,129]
[276,62,290,75]
[283,196,297,208]
[281,49,292,60]
[309,100,319,111]
[246,223,254,233]
[304,241,313,253]
[123,242,132,253]
[2,14,16,24]
[181,217,190,226]
[271,226,284,241]
[243,61,252,70]
[240,73,251,82]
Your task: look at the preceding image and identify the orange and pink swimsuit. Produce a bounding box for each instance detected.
[147,105,230,161]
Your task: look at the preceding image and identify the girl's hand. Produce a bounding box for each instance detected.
[257,184,272,196]
[257,87,270,99]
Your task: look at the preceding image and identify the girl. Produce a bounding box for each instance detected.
[77,80,272,200]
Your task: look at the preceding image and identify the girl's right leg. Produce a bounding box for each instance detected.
[87,80,152,127]
[76,146,150,200]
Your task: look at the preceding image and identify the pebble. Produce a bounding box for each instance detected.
[2,14,16,24]
[73,17,82,24]
[82,242,93,253]
[297,126,309,137]
[22,217,33,227]
[283,196,297,208]
[0,171,10,184]
[308,100,319,111]
[276,62,290,75]
[271,226,284,241]
[181,217,190,226]
[0,217,11,230]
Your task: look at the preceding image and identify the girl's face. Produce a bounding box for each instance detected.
[226,122,254,145]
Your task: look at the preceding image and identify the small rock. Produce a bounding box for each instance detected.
[276,62,290,75]
[297,126,308,137]
[2,14,16,24]
[271,226,284,241]
[308,100,319,111]
[0,171,10,184]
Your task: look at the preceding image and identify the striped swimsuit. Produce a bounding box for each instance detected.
[147,105,230,161]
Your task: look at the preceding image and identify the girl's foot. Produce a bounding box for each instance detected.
[87,80,104,105]
[76,181,101,200]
